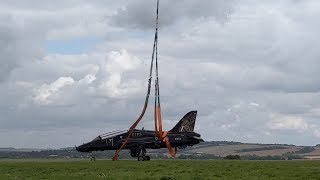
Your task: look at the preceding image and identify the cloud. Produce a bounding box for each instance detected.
[268,115,309,131]
[1,0,320,148]
[99,50,144,98]
[112,0,236,29]
[31,49,145,106]
[79,74,96,85]
[267,113,320,144]
[249,102,260,107]
[0,16,43,82]
[33,77,75,105]
[0,0,129,41]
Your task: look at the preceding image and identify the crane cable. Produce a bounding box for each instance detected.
[153,0,176,157]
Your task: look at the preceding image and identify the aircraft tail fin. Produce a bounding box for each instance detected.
[169,111,197,132]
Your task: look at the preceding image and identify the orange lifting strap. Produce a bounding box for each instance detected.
[112,98,149,161]
[112,0,175,160]
[153,33,176,157]
[162,131,177,157]
[154,74,176,157]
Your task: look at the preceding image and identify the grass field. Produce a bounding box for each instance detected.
[1,159,320,180]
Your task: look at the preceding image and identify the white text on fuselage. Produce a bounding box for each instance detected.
[132,133,142,137]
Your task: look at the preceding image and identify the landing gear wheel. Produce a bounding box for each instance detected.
[138,156,150,161]
[137,147,151,161]
[91,156,96,161]
[90,153,96,161]
[138,156,145,161]
[145,156,150,161]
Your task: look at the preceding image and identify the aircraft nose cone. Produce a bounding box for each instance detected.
[76,143,92,152]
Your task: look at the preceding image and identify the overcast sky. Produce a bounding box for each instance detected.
[1,0,320,148]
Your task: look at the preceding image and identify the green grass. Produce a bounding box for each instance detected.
[1,159,320,180]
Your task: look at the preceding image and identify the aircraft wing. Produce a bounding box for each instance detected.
[191,136,204,142]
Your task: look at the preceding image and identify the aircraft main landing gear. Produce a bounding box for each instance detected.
[138,155,150,161]
[137,148,150,161]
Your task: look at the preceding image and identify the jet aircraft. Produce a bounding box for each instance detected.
[76,111,203,161]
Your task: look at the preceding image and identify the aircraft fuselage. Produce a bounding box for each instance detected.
[76,129,203,153]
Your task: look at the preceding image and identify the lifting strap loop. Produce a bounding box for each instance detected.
[162,131,177,157]
[164,138,176,157]
[112,0,160,161]
[113,0,176,160]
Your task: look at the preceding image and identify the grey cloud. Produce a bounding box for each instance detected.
[0,50,148,131]
[0,0,127,10]
[112,0,236,29]
[0,16,43,82]
[0,0,128,40]
[2,0,320,148]
[0,17,25,82]
[109,0,320,94]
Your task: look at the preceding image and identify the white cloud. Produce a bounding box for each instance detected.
[79,74,96,85]
[99,50,144,98]
[249,102,260,107]
[313,129,320,137]
[33,77,75,105]
[268,114,320,142]
[30,49,145,107]
[268,115,309,131]
[2,0,320,148]
[105,50,142,74]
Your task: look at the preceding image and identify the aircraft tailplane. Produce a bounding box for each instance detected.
[169,111,197,132]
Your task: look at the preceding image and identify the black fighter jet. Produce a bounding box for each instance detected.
[76,111,203,161]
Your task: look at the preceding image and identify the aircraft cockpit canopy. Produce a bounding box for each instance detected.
[92,136,102,141]
[94,129,128,140]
